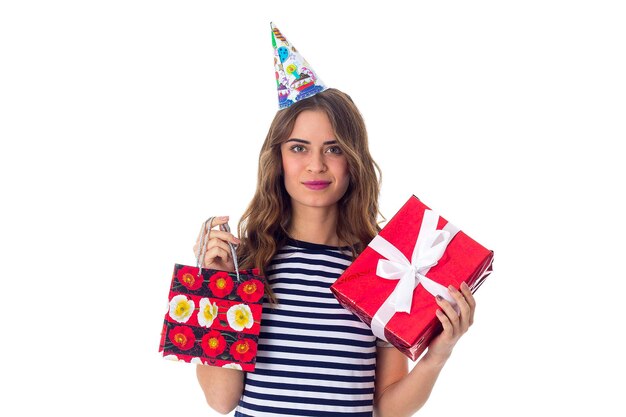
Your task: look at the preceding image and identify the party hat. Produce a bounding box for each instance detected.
[271,22,327,109]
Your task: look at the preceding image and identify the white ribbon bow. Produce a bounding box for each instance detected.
[368,209,460,341]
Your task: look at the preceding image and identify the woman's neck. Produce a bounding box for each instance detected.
[288,204,342,246]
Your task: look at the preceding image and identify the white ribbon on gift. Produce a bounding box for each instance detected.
[368,209,461,341]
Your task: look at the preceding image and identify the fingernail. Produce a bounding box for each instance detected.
[448,285,457,292]
[218,216,229,221]
[436,295,443,301]
[436,309,443,316]
[234,237,241,244]
[461,282,469,291]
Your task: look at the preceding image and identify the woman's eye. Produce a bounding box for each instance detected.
[290,145,306,152]
[326,146,343,154]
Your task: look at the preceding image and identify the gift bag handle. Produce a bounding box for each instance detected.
[196,216,241,281]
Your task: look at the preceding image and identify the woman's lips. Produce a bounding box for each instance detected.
[303,181,331,190]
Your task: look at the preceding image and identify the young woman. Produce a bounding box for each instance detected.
[194,88,476,417]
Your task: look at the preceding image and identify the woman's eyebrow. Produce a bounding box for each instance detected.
[286,138,338,145]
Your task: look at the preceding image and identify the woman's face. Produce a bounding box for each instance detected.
[280,110,350,212]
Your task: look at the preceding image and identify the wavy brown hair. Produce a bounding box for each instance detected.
[236,88,383,303]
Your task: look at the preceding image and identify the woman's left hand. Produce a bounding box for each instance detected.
[425,281,476,364]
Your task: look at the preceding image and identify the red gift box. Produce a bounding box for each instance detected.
[159,265,265,371]
[330,195,494,360]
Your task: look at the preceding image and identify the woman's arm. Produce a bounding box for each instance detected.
[373,282,476,417]
[193,217,245,413]
[373,347,448,417]
[196,366,244,414]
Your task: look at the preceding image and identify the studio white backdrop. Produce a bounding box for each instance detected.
[1,1,624,415]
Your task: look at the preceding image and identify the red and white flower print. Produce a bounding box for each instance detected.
[200,330,227,357]
[198,298,219,328]
[169,294,195,323]
[168,326,195,351]
[209,272,234,297]
[230,339,257,363]
[222,363,243,370]
[177,266,203,290]
[237,279,264,303]
[227,304,254,331]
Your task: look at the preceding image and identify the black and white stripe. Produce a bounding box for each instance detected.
[235,239,382,417]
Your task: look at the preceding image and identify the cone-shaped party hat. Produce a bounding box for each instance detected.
[271,22,327,109]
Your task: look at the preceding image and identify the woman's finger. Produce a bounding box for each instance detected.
[460,282,476,326]
[447,285,471,333]
[204,230,241,245]
[203,245,232,268]
[205,237,234,258]
[195,216,230,242]
[208,216,229,229]
[435,295,460,335]
[193,217,235,255]
[436,309,453,337]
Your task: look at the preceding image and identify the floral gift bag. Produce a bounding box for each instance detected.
[159,218,265,371]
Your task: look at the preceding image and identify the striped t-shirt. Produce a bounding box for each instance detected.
[234,238,389,417]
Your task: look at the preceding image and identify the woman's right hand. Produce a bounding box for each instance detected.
[193,216,241,272]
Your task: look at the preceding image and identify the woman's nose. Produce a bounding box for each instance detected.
[307,151,327,173]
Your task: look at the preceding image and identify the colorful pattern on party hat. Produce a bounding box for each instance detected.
[271,22,327,109]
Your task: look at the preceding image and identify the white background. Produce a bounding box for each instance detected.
[1,1,624,415]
